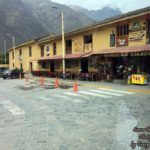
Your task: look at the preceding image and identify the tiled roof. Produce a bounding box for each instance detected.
[91,45,150,55]
[37,6,150,43]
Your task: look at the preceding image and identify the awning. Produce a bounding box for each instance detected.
[65,53,89,59]
[31,55,62,61]
[91,45,150,55]
[82,52,92,57]
[31,52,91,61]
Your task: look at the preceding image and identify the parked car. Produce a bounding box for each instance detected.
[2,69,24,79]
[0,67,8,77]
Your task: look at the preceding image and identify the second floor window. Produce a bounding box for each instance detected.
[117,25,129,37]
[46,45,50,56]
[12,51,14,60]
[84,35,92,44]
[53,43,56,55]
[41,45,44,57]
[29,46,32,57]
[19,49,22,56]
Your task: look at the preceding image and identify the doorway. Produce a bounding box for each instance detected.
[81,58,88,73]
[50,63,54,72]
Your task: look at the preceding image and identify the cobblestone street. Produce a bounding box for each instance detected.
[0,78,150,150]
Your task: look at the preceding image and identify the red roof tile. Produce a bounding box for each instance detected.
[65,53,87,59]
[92,45,150,55]
[30,55,62,61]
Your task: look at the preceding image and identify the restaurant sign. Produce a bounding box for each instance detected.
[116,36,128,46]
[74,39,83,52]
[129,22,146,40]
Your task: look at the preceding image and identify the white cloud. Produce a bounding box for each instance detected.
[51,0,150,12]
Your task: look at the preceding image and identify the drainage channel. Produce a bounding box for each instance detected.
[16,84,73,91]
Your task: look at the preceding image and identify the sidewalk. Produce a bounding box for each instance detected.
[28,74,150,93]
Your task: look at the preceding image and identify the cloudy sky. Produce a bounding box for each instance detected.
[51,0,150,12]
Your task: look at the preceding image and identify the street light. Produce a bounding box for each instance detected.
[7,33,15,68]
[51,6,65,79]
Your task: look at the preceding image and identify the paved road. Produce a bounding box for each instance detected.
[0,78,150,150]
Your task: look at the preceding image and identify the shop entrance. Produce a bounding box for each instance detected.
[81,58,88,73]
[50,63,54,72]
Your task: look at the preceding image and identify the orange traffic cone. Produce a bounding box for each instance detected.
[19,72,21,80]
[40,75,44,85]
[25,73,28,82]
[55,77,59,88]
[73,81,78,92]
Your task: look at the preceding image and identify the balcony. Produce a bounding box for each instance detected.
[84,43,93,52]
[66,47,72,54]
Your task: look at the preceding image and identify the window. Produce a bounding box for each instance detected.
[110,34,115,47]
[12,51,14,60]
[41,46,44,57]
[54,61,60,69]
[42,62,46,68]
[19,49,22,56]
[46,45,50,56]
[66,40,72,54]
[29,46,32,57]
[84,35,92,44]
[66,60,71,68]
[74,59,79,67]
[117,25,129,37]
[53,43,56,55]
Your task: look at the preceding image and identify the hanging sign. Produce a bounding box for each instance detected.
[116,36,128,46]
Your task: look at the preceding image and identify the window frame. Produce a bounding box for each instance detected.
[116,24,129,37]
[53,43,56,55]
[42,62,46,69]
[41,45,44,57]
[29,46,32,57]
[84,35,92,44]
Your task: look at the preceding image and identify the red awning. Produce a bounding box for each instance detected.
[31,53,86,61]
[91,45,150,55]
[82,52,92,57]
[31,55,62,61]
[65,53,88,59]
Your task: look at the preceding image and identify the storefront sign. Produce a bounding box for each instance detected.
[84,43,92,52]
[74,40,83,52]
[116,36,128,46]
[129,22,146,40]
[132,74,148,85]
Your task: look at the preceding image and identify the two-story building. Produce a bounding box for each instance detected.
[9,6,150,80]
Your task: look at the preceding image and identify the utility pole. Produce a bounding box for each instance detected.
[61,10,65,79]
[12,36,15,68]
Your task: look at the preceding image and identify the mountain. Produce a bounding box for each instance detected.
[69,5,122,21]
[0,0,93,53]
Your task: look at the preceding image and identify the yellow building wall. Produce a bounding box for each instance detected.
[9,14,149,74]
[93,24,115,51]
